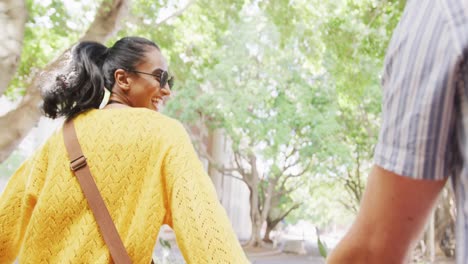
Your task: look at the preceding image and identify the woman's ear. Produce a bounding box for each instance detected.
[114,69,131,92]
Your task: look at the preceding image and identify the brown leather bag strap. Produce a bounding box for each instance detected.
[63,120,132,264]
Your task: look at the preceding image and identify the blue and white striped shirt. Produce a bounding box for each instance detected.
[374,0,468,262]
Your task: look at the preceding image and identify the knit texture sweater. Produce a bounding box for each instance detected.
[0,108,249,263]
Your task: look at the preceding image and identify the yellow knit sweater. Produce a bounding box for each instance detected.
[0,108,249,263]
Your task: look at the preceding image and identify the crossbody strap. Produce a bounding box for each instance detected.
[63,120,132,264]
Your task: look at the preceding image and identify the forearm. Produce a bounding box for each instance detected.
[327,233,409,264]
[327,166,445,264]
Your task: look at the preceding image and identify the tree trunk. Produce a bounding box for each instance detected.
[0,0,129,162]
[263,223,274,244]
[249,216,262,247]
[263,203,301,243]
[260,179,278,244]
[263,218,282,244]
[260,178,274,225]
[246,184,263,247]
[0,0,27,96]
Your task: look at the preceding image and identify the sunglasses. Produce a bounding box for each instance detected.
[129,69,174,89]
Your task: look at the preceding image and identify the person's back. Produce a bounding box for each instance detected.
[0,37,249,263]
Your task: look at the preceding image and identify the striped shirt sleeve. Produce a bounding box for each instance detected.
[373,0,461,180]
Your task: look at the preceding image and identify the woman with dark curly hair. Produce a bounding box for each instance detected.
[0,36,249,264]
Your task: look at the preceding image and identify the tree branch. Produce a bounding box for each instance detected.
[338,198,358,214]
[284,145,298,163]
[127,0,195,30]
[224,173,247,184]
[266,202,302,232]
[155,0,195,26]
[273,181,302,198]
[80,0,129,42]
[277,203,302,221]
[234,151,247,176]
[279,160,312,190]
[282,156,301,174]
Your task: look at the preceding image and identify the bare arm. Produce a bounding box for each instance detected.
[327,165,447,264]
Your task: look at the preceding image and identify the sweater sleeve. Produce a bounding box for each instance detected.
[0,144,48,263]
[162,122,250,264]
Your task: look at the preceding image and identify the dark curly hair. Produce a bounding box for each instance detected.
[42,37,159,119]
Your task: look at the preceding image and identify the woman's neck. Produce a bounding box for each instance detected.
[104,93,131,109]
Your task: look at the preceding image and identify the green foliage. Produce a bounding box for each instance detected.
[122,0,404,227]
[287,177,353,228]
[319,0,404,213]
[317,233,328,258]
[4,0,406,231]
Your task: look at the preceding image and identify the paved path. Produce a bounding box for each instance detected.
[249,253,325,264]
[246,239,326,264]
[153,238,326,264]
[153,226,329,264]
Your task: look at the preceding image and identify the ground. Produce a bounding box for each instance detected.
[154,234,327,264]
[245,244,325,264]
[154,235,456,264]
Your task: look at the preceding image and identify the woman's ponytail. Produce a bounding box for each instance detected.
[42,42,108,119]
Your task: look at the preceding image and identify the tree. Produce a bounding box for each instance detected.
[318,0,404,213]
[164,2,339,246]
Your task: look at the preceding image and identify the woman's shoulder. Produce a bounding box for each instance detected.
[77,108,186,138]
[81,108,181,126]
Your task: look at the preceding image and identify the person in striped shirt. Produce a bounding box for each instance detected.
[328,1,468,263]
